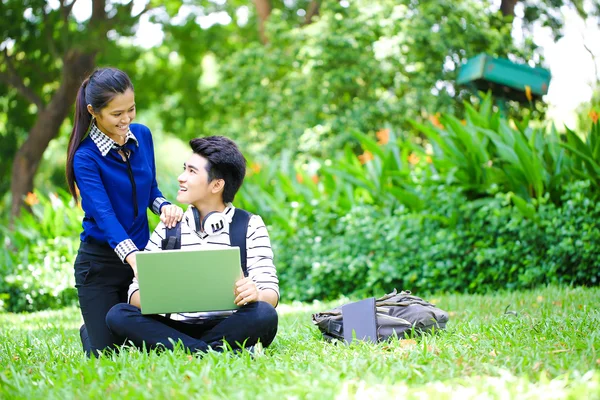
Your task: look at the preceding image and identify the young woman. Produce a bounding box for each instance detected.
[66,67,183,357]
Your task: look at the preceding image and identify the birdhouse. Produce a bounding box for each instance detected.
[457,53,551,103]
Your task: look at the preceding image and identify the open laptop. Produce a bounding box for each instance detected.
[136,247,243,315]
[342,297,378,344]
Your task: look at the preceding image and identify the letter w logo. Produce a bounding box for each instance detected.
[210,220,224,233]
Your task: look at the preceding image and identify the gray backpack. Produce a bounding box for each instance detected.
[312,289,449,342]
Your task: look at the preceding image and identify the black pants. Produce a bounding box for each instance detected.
[74,241,134,357]
[106,301,278,353]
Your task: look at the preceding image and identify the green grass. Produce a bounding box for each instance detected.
[0,286,599,399]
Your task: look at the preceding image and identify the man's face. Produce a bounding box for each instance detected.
[177,154,217,205]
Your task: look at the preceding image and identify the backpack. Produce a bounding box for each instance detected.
[161,208,252,277]
[312,289,449,342]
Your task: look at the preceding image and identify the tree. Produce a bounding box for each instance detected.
[0,0,322,220]
[200,0,537,158]
[501,0,519,16]
[501,0,600,40]
[254,0,272,43]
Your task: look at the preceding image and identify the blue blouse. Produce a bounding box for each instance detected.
[74,123,168,262]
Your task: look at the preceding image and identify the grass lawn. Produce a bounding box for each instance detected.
[0,286,599,399]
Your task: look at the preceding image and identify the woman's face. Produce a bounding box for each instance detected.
[89,88,136,142]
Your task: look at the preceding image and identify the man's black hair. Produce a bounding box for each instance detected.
[189,136,247,203]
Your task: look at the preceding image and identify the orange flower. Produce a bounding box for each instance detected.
[461,120,467,126]
[296,173,304,184]
[24,192,39,206]
[525,85,532,102]
[358,150,374,165]
[429,113,444,129]
[408,153,420,165]
[376,128,390,145]
[425,155,432,164]
[311,175,319,184]
[589,110,599,124]
[250,162,261,174]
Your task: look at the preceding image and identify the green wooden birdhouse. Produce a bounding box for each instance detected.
[457,53,551,103]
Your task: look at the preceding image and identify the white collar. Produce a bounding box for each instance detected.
[89,121,139,157]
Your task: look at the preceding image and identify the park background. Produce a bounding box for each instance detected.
[1,0,599,398]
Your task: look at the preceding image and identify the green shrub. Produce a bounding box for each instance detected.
[411,93,572,205]
[0,191,81,312]
[0,237,78,312]
[272,181,600,302]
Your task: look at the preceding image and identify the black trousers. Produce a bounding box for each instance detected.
[106,301,278,353]
[74,241,134,357]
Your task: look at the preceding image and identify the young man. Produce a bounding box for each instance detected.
[105,136,279,354]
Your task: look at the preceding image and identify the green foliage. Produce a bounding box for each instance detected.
[204,0,532,157]
[237,124,426,229]
[562,122,600,191]
[271,181,600,302]
[97,0,324,148]
[518,0,600,41]
[0,190,81,312]
[411,93,575,205]
[1,287,599,398]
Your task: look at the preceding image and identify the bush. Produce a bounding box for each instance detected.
[0,237,78,312]
[272,181,600,302]
[0,191,81,312]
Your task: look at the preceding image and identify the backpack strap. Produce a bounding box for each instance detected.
[161,222,182,320]
[230,208,252,277]
[162,222,182,250]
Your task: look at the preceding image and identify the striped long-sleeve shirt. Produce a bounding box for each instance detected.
[127,204,279,322]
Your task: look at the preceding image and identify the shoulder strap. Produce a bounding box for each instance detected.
[163,222,182,321]
[162,222,182,250]
[230,208,252,277]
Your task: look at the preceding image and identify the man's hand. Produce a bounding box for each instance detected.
[126,252,138,278]
[234,277,259,306]
[160,204,184,229]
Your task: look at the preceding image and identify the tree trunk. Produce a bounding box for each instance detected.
[500,0,519,16]
[254,0,272,44]
[304,0,321,25]
[10,51,95,219]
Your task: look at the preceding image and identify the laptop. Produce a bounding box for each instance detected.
[342,297,378,344]
[136,247,243,315]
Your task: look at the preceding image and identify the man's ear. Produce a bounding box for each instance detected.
[211,179,225,195]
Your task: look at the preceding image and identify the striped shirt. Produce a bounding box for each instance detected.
[128,204,279,322]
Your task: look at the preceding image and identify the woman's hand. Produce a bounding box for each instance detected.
[160,204,184,229]
[234,277,259,307]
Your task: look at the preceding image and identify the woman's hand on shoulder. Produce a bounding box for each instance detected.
[160,204,184,229]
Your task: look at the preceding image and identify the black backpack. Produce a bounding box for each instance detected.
[161,208,252,277]
[312,289,449,342]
